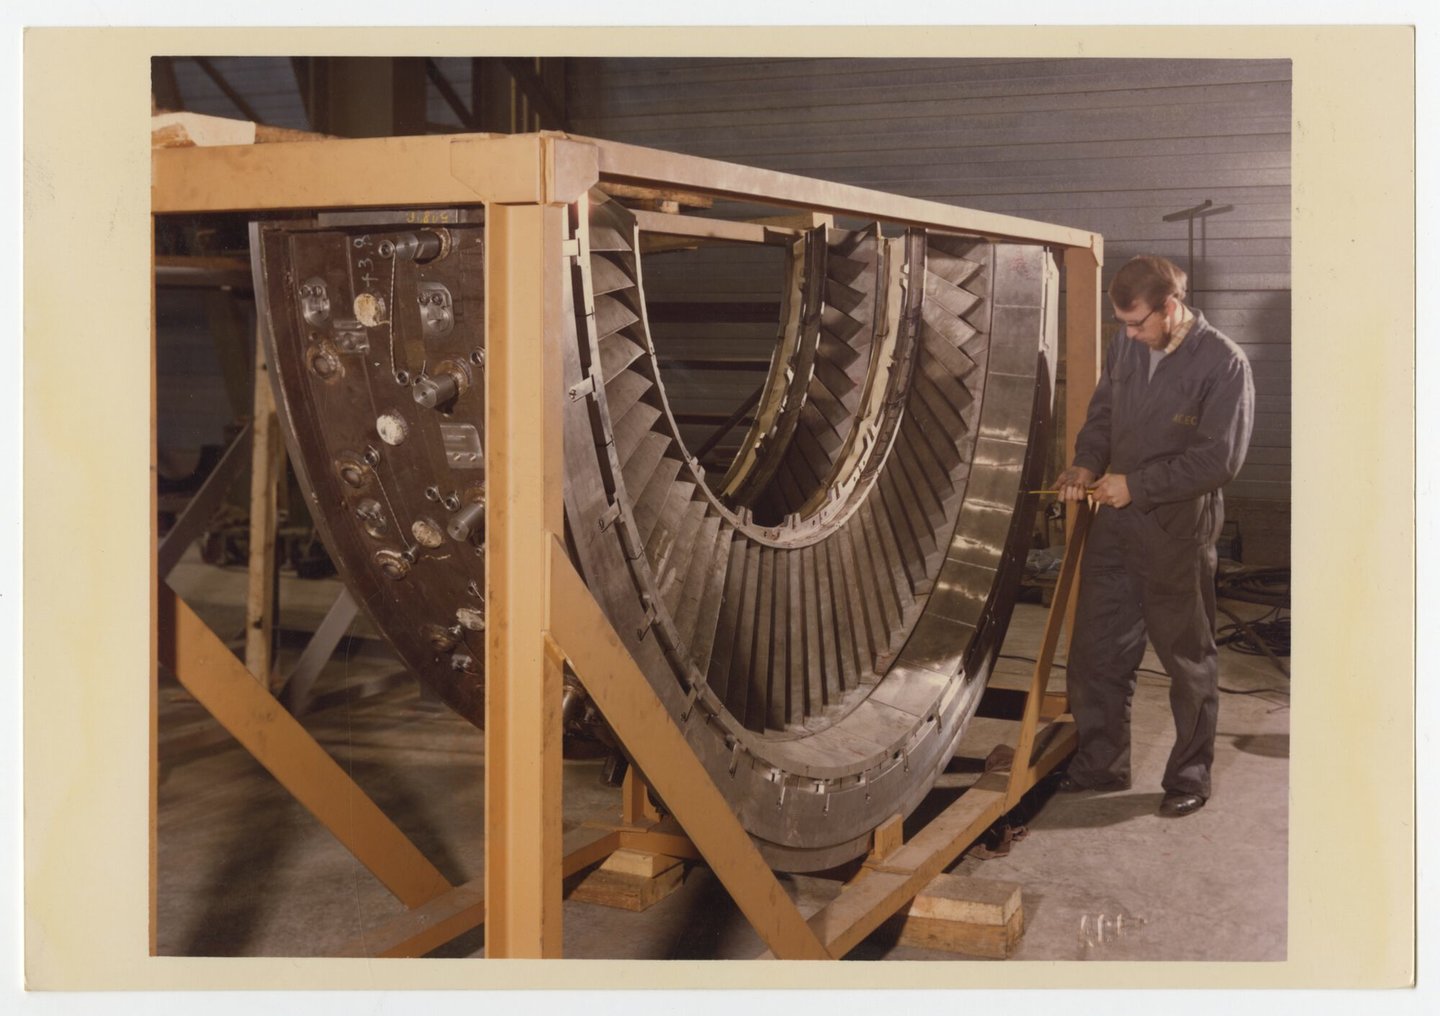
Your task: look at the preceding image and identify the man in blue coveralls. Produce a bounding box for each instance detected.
[1054,255,1255,817]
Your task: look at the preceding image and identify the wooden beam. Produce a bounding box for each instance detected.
[151,133,1100,258]
[152,133,528,214]
[483,200,568,958]
[1007,504,1092,806]
[588,134,1098,248]
[621,767,661,825]
[152,56,182,111]
[244,336,282,687]
[613,818,705,861]
[757,773,1011,959]
[546,541,830,959]
[631,210,792,245]
[604,184,715,211]
[157,586,453,908]
[1062,242,1104,663]
[871,813,904,861]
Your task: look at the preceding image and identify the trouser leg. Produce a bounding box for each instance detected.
[1065,509,1148,787]
[1141,535,1220,798]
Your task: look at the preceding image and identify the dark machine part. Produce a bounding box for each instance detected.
[253,194,1058,871]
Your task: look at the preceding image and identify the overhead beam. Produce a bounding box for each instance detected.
[152,56,182,111]
[587,135,1098,247]
[425,58,477,130]
[501,57,569,132]
[153,132,1102,254]
[191,57,262,124]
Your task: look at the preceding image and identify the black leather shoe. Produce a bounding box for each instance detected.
[1159,792,1206,817]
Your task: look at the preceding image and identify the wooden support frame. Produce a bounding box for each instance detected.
[153,129,1102,962]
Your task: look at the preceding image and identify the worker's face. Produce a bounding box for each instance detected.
[1113,296,1173,351]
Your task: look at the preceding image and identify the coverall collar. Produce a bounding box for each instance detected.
[1161,304,1197,354]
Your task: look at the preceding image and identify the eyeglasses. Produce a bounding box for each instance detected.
[1113,307,1159,331]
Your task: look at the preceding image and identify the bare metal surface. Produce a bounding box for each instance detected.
[276,586,360,716]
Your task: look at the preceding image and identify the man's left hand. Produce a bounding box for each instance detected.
[1092,473,1131,508]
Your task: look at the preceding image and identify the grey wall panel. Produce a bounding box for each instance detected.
[166,57,310,129]
[569,57,1292,503]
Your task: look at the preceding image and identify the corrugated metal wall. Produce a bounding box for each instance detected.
[567,57,1291,505]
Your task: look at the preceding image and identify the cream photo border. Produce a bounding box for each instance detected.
[21,24,1415,991]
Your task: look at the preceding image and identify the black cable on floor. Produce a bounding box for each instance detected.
[1216,604,1291,659]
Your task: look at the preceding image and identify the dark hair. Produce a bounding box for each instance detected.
[1108,255,1188,312]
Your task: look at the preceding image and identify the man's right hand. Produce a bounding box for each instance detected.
[1054,465,1097,503]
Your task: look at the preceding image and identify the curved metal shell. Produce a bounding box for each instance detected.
[253,193,1058,872]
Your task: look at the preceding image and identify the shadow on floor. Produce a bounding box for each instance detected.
[1225,732,1289,758]
[1033,792,1167,829]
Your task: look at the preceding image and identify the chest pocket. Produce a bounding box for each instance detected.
[1166,377,1206,431]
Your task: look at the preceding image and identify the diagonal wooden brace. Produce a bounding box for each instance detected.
[156,584,453,909]
[544,536,831,960]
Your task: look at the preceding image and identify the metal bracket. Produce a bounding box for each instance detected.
[568,374,596,402]
[679,682,700,723]
[635,597,659,642]
[418,281,455,338]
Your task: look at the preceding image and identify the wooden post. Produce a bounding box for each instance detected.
[1061,242,1103,666]
[483,199,569,959]
[244,333,283,686]
[1007,504,1092,806]
[621,766,662,826]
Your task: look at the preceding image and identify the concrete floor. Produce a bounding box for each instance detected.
[159,546,1290,961]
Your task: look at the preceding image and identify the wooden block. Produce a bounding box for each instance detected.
[894,907,1025,959]
[151,111,257,148]
[889,874,1026,959]
[871,813,904,860]
[600,182,715,209]
[909,873,1021,924]
[748,212,835,231]
[601,848,680,879]
[569,852,685,912]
